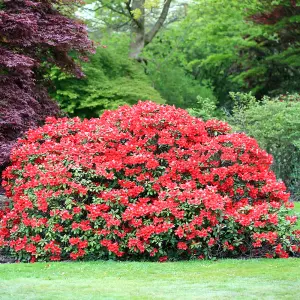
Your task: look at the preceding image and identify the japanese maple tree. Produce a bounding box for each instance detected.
[0,0,94,184]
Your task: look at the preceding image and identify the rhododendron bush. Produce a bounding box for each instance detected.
[0,102,299,262]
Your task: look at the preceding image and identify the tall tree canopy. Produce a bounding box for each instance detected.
[0,0,93,176]
[143,0,300,106]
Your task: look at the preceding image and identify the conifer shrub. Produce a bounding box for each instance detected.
[0,102,299,262]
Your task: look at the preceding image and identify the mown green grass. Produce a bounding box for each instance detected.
[0,259,299,299]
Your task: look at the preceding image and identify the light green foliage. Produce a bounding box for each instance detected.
[186,0,262,103]
[144,0,160,9]
[146,61,216,109]
[187,96,220,120]
[131,8,143,20]
[81,1,216,110]
[0,260,299,299]
[50,36,164,118]
[185,1,258,67]
[229,92,300,200]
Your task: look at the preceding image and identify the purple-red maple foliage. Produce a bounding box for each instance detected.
[251,0,299,25]
[0,0,94,185]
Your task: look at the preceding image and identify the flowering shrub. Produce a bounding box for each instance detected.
[0,101,299,262]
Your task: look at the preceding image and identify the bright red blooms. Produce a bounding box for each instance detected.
[0,101,298,262]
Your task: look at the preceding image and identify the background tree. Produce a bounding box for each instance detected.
[143,0,260,107]
[83,0,182,59]
[234,0,300,97]
[0,0,93,182]
[142,0,299,107]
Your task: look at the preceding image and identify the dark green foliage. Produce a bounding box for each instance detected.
[233,0,300,97]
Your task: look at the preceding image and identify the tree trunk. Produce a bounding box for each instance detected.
[145,0,172,45]
[129,0,145,59]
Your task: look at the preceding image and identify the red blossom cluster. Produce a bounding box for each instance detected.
[0,101,299,262]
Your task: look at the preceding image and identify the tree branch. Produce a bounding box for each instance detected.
[145,0,172,45]
[97,0,131,18]
[124,0,143,29]
[80,5,103,12]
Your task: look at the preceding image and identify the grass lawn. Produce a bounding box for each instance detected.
[0,259,299,299]
[0,203,299,300]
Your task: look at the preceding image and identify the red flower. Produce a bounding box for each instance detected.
[73,207,81,214]
[69,237,80,245]
[177,242,188,250]
[61,211,73,221]
[159,256,168,262]
[208,238,215,247]
[78,240,88,249]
